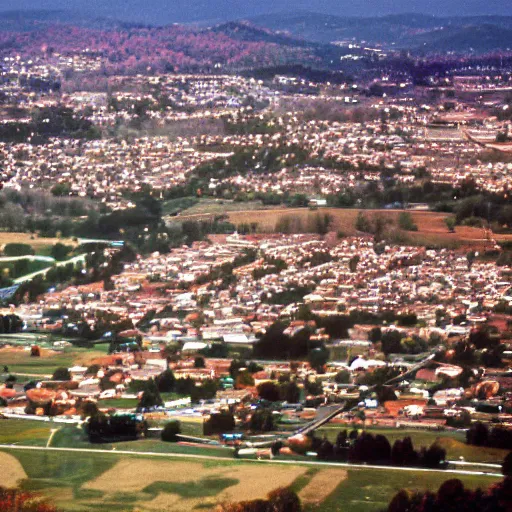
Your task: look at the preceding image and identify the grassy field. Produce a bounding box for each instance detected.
[0,419,60,446]
[0,232,77,255]
[171,206,512,249]
[317,425,509,464]
[317,467,499,512]
[0,345,109,376]
[0,447,500,512]
[167,198,277,219]
[225,208,512,248]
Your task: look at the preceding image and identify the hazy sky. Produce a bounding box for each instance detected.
[0,0,510,24]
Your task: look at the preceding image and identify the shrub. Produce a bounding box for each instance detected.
[398,212,418,231]
[52,367,71,381]
[161,420,181,442]
[204,411,235,435]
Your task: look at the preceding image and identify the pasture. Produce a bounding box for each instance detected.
[0,344,109,377]
[224,207,512,249]
[0,447,500,512]
[316,425,509,465]
[0,232,77,255]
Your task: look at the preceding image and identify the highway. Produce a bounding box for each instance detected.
[0,444,503,477]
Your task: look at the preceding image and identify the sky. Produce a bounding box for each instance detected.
[0,0,510,25]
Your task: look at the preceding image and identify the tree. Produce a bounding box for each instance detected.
[308,346,329,371]
[304,379,323,396]
[138,379,163,410]
[466,422,489,446]
[369,327,382,343]
[349,255,360,273]
[503,452,512,476]
[445,217,456,233]
[381,330,403,355]
[249,409,275,432]
[3,243,34,257]
[398,212,418,231]
[355,212,372,233]
[161,420,181,442]
[0,486,58,512]
[267,488,302,512]
[51,242,73,261]
[194,356,206,369]
[52,367,71,381]
[204,411,235,435]
[334,370,351,384]
[279,380,301,403]
[236,371,255,389]
[156,369,175,392]
[80,400,99,419]
[257,381,281,402]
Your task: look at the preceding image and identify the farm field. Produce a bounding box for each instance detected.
[0,232,77,255]
[0,418,61,446]
[167,198,277,218]
[0,447,501,512]
[0,344,109,376]
[174,207,512,249]
[316,425,509,464]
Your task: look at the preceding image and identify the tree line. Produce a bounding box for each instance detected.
[313,429,446,469]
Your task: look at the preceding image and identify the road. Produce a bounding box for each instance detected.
[0,444,503,478]
[13,253,87,284]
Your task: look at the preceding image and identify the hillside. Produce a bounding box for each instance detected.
[247,11,512,53]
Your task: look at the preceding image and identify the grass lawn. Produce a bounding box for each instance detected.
[317,426,508,464]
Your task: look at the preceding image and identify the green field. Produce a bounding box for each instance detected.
[317,467,498,512]
[166,198,273,219]
[0,447,500,512]
[317,425,509,464]
[0,418,60,446]
[0,344,108,377]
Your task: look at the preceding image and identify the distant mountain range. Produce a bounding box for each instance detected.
[246,12,512,53]
[1,9,512,55]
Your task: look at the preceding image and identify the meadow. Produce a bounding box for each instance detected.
[0,447,501,512]
[0,343,109,377]
[174,206,512,249]
[316,425,509,464]
[0,232,77,255]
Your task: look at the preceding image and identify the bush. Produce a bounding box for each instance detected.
[3,243,34,257]
[156,369,175,392]
[194,356,205,368]
[503,452,512,476]
[52,367,71,381]
[30,345,41,357]
[51,242,73,261]
[249,409,275,432]
[257,381,280,402]
[398,212,418,231]
[334,370,351,384]
[204,411,235,435]
[161,420,181,442]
